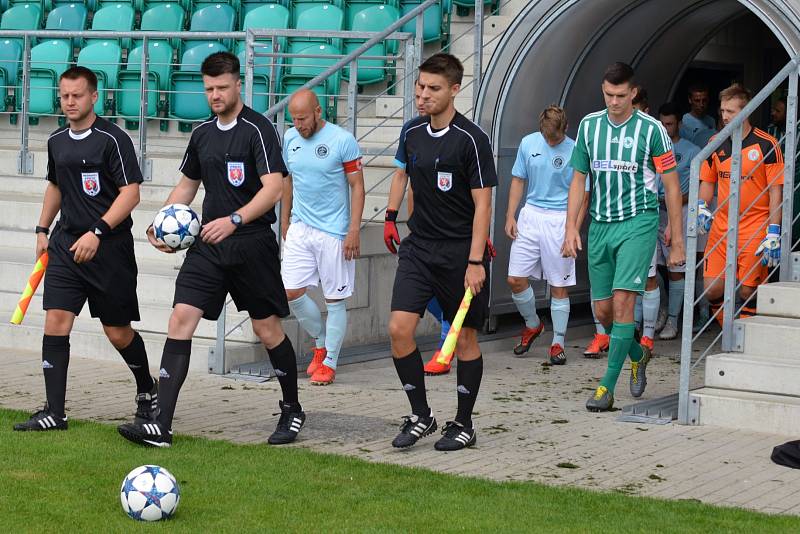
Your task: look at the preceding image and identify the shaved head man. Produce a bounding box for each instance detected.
[281,88,366,385]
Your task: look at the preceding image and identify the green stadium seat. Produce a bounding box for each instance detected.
[170,42,227,127]
[452,0,496,18]
[291,2,344,52]
[45,3,89,48]
[238,3,290,96]
[88,3,135,50]
[192,0,241,15]
[139,3,185,50]
[1,4,43,34]
[0,39,22,89]
[77,40,122,114]
[283,42,340,120]
[186,4,237,53]
[240,0,288,25]
[20,39,72,119]
[117,40,170,128]
[342,4,399,86]
[238,47,270,112]
[400,0,450,45]
[345,0,398,22]
[143,0,191,12]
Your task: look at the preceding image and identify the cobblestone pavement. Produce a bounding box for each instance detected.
[3,330,799,516]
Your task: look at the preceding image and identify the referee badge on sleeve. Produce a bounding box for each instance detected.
[81,172,100,197]
[227,161,245,187]
[437,171,453,192]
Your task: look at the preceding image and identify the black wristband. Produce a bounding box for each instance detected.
[468,259,483,266]
[92,219,112,239]
[385,209,398,222]
[35,225,50,235]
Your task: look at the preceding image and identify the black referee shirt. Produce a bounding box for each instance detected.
[400,112,497,240]
[46,116,143,236]
[179,105,288,235]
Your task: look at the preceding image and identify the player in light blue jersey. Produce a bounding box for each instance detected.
[656,103,703,340]
[505,105,589,364]
[281,89,365,386]
[680,84,716,148]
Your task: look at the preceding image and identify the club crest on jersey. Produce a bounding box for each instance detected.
[552,156,565,170]
[81,172,100,196]
[315,144,329,158]
[748,148,760,161]
[623,137,635,149]
[437,171,453,191]
[227,161,245,187]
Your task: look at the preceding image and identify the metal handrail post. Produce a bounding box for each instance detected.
[347,59,358,135]
[137,35,149,180]
[18,34,32,175]
[722,124,743,351]
[268,38,278,110]
[780,67,799,280]
[472,0,484,119]
[402,38,415,124]
[244,29,255,108]
[415,11,423,71]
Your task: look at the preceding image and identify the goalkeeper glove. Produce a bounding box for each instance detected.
[756,224,781,268]
[697,200,713,235]
[384,209,401,254]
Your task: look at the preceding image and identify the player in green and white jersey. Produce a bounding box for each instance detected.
[562,62,686,411]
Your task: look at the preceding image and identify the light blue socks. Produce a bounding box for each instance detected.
[288,293,325,349]
[323,300,347,370]
[511,286,540,329]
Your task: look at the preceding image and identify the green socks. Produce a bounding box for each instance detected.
[600,322,637,390]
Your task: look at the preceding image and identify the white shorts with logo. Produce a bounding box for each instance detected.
[657,203,693,273]
[508,204,575,287]
[281,220,356,299]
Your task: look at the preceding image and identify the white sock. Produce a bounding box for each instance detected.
[642,288,660,338]
[511,286,540,329]
[288,294,325,349]
[550,297,570,347]
[323,300,347,370]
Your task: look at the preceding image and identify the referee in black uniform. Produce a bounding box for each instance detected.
[118,52,302,448]
[14,67,157,432]
[384,54,497,451]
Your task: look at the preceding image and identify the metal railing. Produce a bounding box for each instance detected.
[678,56,799,424]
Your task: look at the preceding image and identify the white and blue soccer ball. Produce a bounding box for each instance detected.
[120,465,181,521]
[153,203,200,251]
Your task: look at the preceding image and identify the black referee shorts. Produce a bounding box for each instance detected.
[391,234,489,330]
[43,227,140,326]
[174,230,289,321]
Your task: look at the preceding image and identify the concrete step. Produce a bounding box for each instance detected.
[705,352,800,396]
[757,282,800,318]
[0,290,259,343]
[737,315,800,358]
[692,387,800,436]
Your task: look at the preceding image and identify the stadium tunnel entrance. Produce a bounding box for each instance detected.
[477,0,797,318]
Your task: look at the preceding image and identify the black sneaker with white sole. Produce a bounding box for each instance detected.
[268,401,305,445]
[391,410,437,448]
[117,420,173,448]
[134,379,158,424]
[13,405,68,431]
[434,421,476,451]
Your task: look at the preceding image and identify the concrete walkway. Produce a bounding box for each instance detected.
[2,331,799,516]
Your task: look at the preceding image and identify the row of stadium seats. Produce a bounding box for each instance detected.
[0,0,458,128]
[0,0,453,44]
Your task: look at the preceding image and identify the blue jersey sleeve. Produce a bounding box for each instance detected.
[511,137,529,180]
[394,121,409,169]
[340,130,362,163]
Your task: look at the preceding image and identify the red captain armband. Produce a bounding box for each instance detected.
[653,150,677,174]
[343,158,363,174]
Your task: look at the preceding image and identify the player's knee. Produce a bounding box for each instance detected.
[252,319,283,347]
[455,329,479,355]
[738,285,756,301]
[388,317,413,343]
[704,279,723,301]
[594,304,612,326]
[645,276,659,291]
[507,276,528,293]
[285,287,306,302]
[44,309,74,335]
[103,325,134,349]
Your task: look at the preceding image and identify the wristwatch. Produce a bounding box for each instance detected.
[230,212,243,228]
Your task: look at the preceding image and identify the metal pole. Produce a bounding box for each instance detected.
[348,59,358,136]
[415,11,424,71]
[137,36,150,180]
[678,158,702,424]
[781,67,799,279]
[722,124,743,351]
[268,36,278,110]
[18,34,32,175]
[244,29,254,108]
[403,38,414,124]
[472,0,484,119]
[210,308,226,374]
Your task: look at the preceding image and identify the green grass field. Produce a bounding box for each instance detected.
[1,408,798,533]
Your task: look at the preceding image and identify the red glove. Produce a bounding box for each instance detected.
[384,209,401,254]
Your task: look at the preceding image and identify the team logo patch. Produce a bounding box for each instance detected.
[315,144,329,158]
[437,171,453,191]
[748,148,760,161]
[623,137,635,149]
[81,172,100,196]
[227,161,245,187]
[676,153,683,162]
[552,156,565,170]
